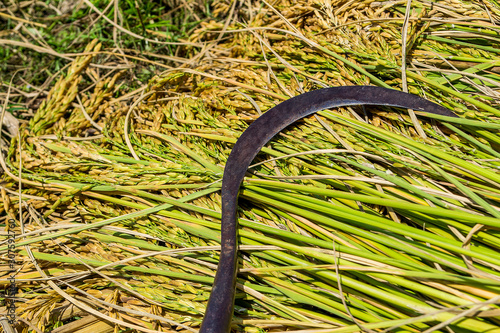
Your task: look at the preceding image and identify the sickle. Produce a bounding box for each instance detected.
[199,86,458,333]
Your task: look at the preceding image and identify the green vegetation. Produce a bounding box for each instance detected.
[1,0,500,332]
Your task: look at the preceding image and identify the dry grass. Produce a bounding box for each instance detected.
[1,0,500,332]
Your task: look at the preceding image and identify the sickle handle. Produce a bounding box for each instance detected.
[199,86,457,333]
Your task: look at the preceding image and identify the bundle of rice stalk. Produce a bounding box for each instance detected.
[1,0,500,332]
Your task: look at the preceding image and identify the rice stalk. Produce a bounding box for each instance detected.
[2,0,500,332]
